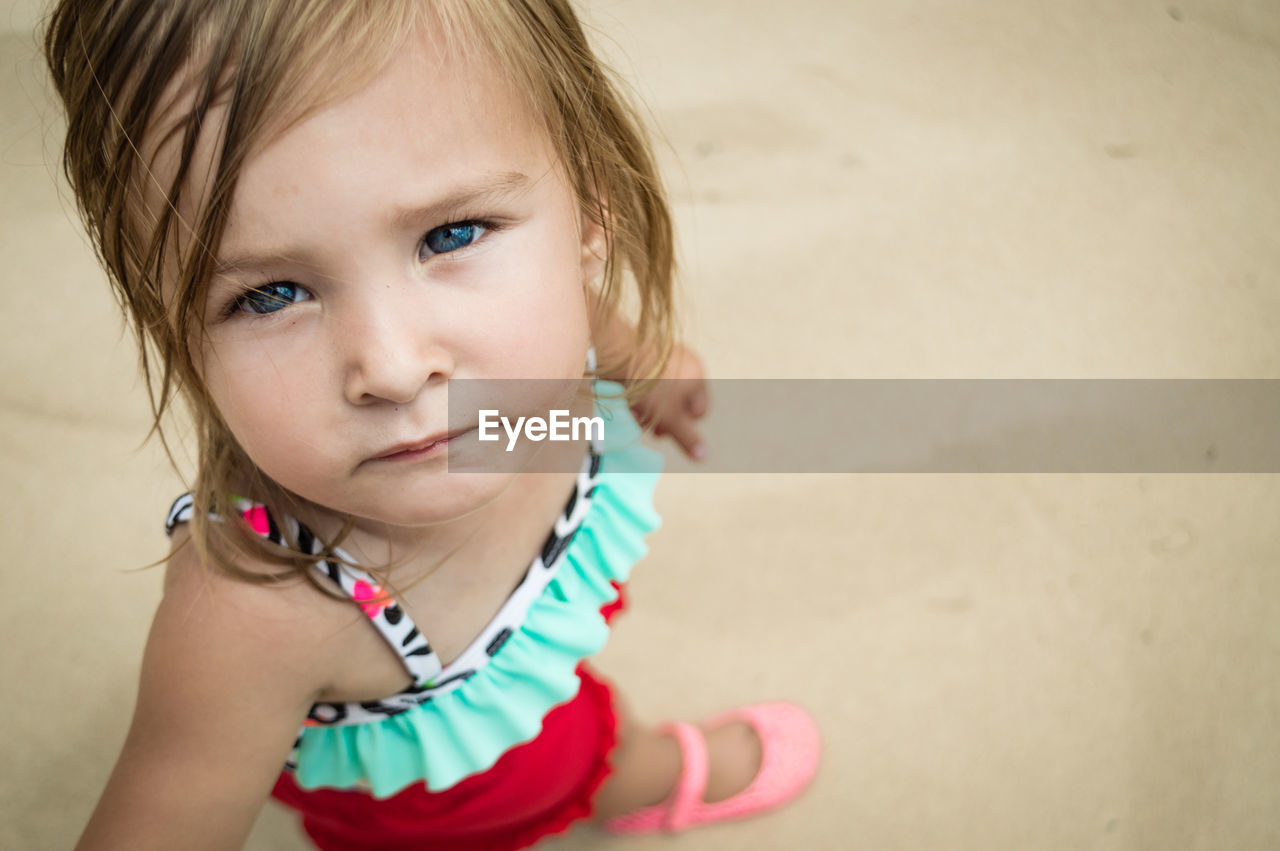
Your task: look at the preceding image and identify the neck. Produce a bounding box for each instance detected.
[292,467,574,586]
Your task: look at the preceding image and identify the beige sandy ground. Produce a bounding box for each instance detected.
[3,0,1279,848]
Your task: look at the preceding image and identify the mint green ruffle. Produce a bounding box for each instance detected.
[292,381,662,798]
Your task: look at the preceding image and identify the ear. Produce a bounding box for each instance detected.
[578,203,609,284]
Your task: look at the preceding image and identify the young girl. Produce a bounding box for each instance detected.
[45,1,820,848]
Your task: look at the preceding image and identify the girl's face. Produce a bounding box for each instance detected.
[191,26,601,529]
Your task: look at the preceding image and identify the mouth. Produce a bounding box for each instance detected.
[372,427,473,462]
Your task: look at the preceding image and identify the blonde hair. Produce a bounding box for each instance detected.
[44,0,676,587]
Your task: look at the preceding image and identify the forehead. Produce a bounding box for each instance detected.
[220,23,555,264]
[140,16,553,281]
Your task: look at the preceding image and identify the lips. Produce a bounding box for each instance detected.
[373,427,471,461]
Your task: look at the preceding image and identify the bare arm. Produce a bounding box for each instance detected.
[586,287,709,459]
[76,550,330,850]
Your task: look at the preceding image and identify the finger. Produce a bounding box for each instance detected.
[664,414,706,461]
[684,383,709,419]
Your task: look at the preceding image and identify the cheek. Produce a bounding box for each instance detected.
[203,345,326,472]
[215,382,293,461]
[477,216,590,372]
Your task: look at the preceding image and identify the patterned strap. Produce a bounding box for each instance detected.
[164,494,194,535]
[163,373,603,730]
[309,553,443,688]
[164,492,444,687]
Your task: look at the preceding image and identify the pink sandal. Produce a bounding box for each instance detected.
[602,702,821,834]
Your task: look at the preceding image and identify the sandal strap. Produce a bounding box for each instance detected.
[658,721,709,831]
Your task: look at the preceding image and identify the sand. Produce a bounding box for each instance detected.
[3,0,1278,848]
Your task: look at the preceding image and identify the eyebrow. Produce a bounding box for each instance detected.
[389,170,532,231]
[214,170,533,274]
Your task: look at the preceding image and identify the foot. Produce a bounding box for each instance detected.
[594,718,763,818]
[701,720,763,803]
[600,702,821,834]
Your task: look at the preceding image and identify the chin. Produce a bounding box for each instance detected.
[356,473,513,528]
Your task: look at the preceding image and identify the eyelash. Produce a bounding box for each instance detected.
[221,217,502,320]
[420,219,498,259]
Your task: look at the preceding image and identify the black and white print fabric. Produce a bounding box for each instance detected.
[165,445,601,728]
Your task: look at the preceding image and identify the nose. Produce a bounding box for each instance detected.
[340,286,452,406]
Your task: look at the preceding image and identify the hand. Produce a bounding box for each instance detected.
[629,344,709,461]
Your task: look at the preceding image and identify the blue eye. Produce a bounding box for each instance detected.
[421,222,487,258]
[235,282,311,315]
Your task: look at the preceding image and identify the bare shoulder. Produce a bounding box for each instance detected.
[158,527,353,696]
[162,527,345,660]
[75,531,343,849]
[141,528,340,745]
